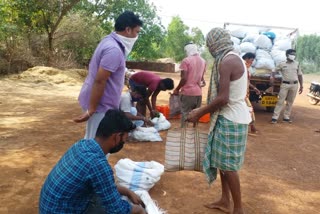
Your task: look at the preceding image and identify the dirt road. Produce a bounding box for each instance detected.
[0,67,319,214]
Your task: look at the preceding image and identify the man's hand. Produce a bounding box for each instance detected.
[150,110,159,119]
[73,110,92,123]
[186,107,202,123]
[253,87,261,95]
[127,190,144,206]
[265,86,274,95]
[131,204,147,214]
[299,86,303,94]
[143,118,154,127]
[200,80,206,87]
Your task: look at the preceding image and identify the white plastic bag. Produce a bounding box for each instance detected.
[151,113,171,131]
[135,190,167,214]
[130,126,162,142]
[169,94,181,117]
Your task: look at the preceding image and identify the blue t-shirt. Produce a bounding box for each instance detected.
[39,139,131,214]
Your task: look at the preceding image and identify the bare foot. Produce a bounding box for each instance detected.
[250,125,258,133]
[204,201,231,213]
[233,207,245,214]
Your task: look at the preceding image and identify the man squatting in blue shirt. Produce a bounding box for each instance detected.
[39,109,147,214]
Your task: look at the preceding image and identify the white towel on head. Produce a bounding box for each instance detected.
[184,43,198,56]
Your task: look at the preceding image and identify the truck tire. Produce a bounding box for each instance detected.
[308,97,319,105]
[266,106,275,112]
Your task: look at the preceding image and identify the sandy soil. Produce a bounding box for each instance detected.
[0,66,319,214]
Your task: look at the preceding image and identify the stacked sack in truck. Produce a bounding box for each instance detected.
[230,28,292,76]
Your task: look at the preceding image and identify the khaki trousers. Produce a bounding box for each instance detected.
[272,83,298,120]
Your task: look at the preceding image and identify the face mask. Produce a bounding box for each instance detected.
[117,34,138,57]
[109,141,124,154]
[288,54,295,60]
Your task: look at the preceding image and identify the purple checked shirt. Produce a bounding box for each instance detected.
[78,32,126,112]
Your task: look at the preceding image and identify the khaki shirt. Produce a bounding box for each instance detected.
[274,60,302,81]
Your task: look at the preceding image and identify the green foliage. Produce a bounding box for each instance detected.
[75,0,166,60]
[190,27,205,47]
[300,60,320,74]
[201,47,214,70]
[164,16,192,61]
[0,0,212,70]
[55,12,105,65]
[297,34,320,73]
[162,17,206,62]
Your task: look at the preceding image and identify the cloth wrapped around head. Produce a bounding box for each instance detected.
[206,27,233,59]
[184,43,199,56]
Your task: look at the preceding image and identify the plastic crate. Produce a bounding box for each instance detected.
[199,113,210,123]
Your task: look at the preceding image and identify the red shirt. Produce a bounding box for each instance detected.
[130,71,162,92]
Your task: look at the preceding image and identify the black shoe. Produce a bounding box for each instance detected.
[270,119,277,124]
[283,118,292,123]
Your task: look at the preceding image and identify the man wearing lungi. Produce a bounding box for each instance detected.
[187,28,251,214]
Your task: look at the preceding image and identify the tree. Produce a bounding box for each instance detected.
[75,0,166,60]
[0,0,26,72]
[10,0,81,64]
[297,34,320,73]
[190,27,205,47]
[164,16,192,61]
[55,11,104,66]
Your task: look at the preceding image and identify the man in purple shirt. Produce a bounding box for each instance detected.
[74,11,143,139]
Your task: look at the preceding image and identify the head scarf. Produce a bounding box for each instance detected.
[203,27,234,185]
[205,27,234,124]
[206,27,234,70]
[184,43,199,56]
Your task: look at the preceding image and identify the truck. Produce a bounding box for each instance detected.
[224,22,299,112]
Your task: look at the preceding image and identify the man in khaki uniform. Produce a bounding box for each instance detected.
[270,49,303,123]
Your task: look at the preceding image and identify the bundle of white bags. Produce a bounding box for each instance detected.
[115,158,166,214]
[231,27,293,74]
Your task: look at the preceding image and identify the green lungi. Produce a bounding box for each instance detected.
[203,115,248,184]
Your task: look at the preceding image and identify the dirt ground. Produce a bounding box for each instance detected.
[0,66,319,214]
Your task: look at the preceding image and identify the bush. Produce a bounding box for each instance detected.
[301,60,320,74]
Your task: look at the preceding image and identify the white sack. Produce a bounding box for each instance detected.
[242,33,259,43]
[233,44,241,54]
[230,28,247,39]
[271,49,286,66]
[115,158,164,191]
[254,34,273,50]
[254,49,275,70]
[240,42,256,54]
[273,37,292,51]
[231,36,241,45]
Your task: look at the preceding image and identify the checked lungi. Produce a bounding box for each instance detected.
[203,115,248,184]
